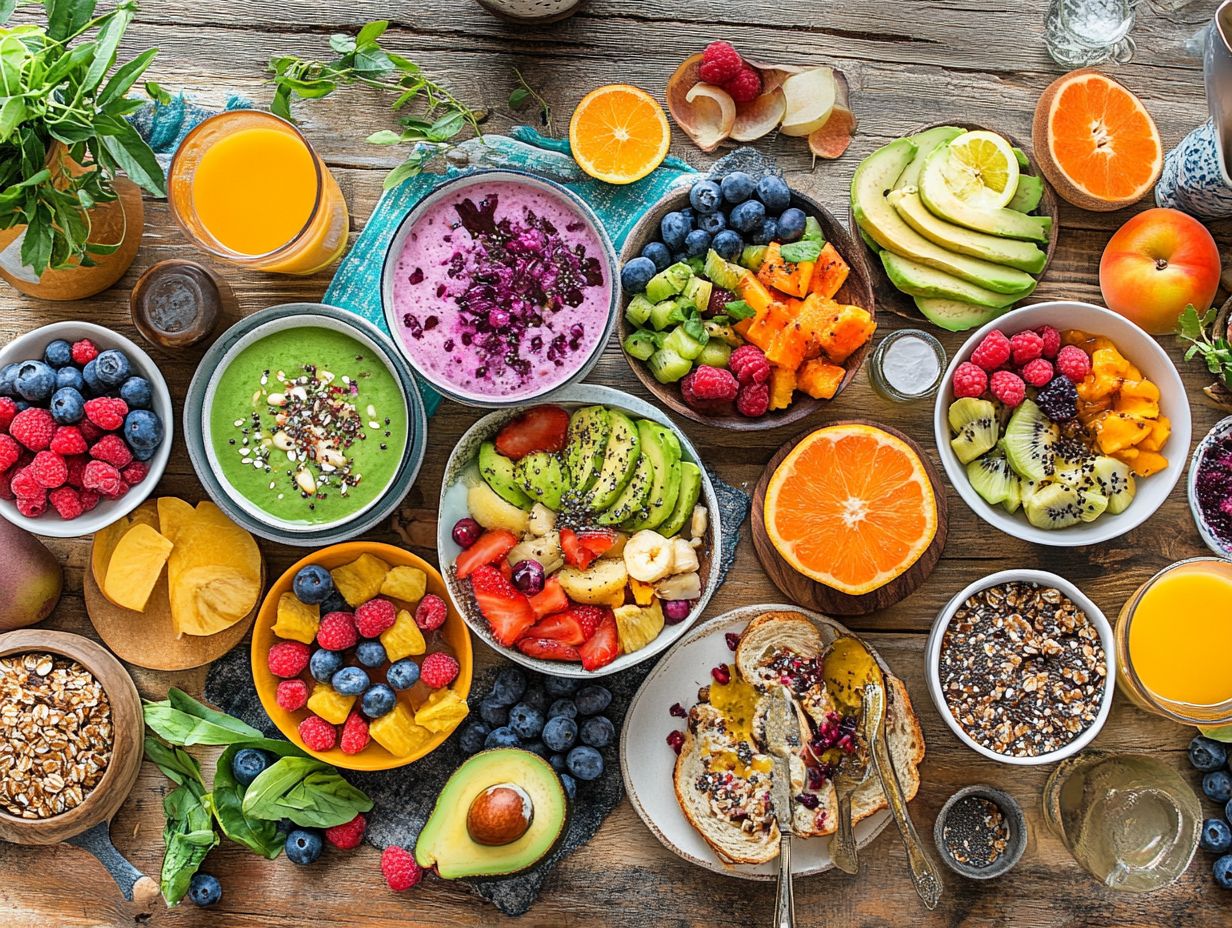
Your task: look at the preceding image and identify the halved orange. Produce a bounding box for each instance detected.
[1033,69,1162,211]
[568,84,671,185]
[763,424,937,596]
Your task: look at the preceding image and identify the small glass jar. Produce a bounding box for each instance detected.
[868,329,946,401]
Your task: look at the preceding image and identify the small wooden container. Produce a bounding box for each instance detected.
[130,258,237,349]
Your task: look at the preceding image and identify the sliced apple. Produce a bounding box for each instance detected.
[730,88,786,142]
[779,67,837,138]
[808,105,857,159]
[746,59,806,96]
[666,54,736,152]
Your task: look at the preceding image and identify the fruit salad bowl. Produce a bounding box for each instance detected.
[934,301,1190,547]
[438,383,721,677]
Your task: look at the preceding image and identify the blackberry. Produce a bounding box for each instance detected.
[1035,375,1077,422]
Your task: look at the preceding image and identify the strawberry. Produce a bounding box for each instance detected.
[525,611,586,647]
[571,604,609,640]
[577,611,620,671]
[578,529,618,559]
[469,565,536,646]
[493,404,570,461]
[455,529,518,579]
[561,528,620,569]
[517,637,582,662]
[528,577,568,618]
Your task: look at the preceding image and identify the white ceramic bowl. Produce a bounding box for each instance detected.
[934,301,1191,547]
[1187,416,1232,559]
[437,383,720,677]
[0,322,173,538]
[925,569,1116,766]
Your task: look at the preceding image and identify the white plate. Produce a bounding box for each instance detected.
[621,604,904,880]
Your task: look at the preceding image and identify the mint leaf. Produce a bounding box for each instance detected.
[724,299,755,321]
[780,240,822,263]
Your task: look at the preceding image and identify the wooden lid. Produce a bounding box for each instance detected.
[130,259,235,349]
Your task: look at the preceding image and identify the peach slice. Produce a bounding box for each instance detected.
[666,54,735,152]
[780,67,837,138]
[809,105,857,159]
[731,88,787,142]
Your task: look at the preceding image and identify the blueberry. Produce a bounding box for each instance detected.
[332,666,369,697]
[292,565,334,605]
[575,685,612,717]
[522,740,550,758]
[777,207,807,243]
[0,363,18,396]
[684,229,711,258]
[559,772,577,800]
[49,387,84,425]
[188,872,222,907]
[698,211,727,235]
[549,752,567,773]
[480,696,510,727]
[42,340,72,369]
[756,175,792,212]
[689,180,723,214]
[671,250,690,266]
[356,641,387,668]
[123,409,164,458]
[721,171,755,204]
[1216,854,1232,890]
[711,229,744,261]
[547,698,577,720]
[285,828,323,865]
[641,241,671,273]
[81,358,105,396]
[729,199,766,234]
[542,715,577,752]
[580,715,615,748]
[544,675,581,698]
[93,349,130,387]
[119,376,153,410]
[1205,770,1232,804]
[13,401,26,411]
[621,256,657,294]
[1202,817,1232,854]
[680,207,696,227]
[509,702,546,740]
[15,360,55,403]
[520,686,549,713]
[751,217,779,245]
[386,658,420,690]
[458,721,490,754]
[660,211,691,250]
[1227,797,1232,824]
[566,745,604,781]
[309,648,344,683]
[320,590,348,616]
[231,747,270,787]
[1190,736,1228,772]
[55,366,84,392]
[490,666,527,706]
[485,726,521,748]
[361,683,396,718]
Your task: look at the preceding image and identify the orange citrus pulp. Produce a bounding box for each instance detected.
[568,84,671,185]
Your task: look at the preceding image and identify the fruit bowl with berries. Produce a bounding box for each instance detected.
[437,384,721,677]
[934,301,1190,546]
[617,163,875,430]
[0,321,172,537]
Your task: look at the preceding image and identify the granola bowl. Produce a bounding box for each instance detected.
[925,569,1115,767]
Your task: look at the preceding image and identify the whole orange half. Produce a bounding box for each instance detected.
[569,84,671,185]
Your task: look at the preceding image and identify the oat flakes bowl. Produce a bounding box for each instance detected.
[925,569,1115,767]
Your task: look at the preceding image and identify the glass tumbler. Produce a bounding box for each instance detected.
[1045,0,1138,68]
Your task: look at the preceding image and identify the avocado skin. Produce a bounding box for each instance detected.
[479,441,533,509]
[889,188,1046,273]
[914,297,1007,333]
[880,251,1034,309]
[896,125,963,190]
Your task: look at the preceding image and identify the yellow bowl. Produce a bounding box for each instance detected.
[251,541,473,771]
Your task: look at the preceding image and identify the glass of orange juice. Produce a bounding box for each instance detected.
[1115,557,1232,728]
[168,111,349,275]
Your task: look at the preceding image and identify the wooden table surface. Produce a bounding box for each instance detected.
[2,1,1229,925]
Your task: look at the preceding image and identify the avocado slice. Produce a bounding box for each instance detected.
[1008,173,1044,214]
[597,452,654,526]
[888,188,1046,273]
[914,297,1008,333]
[919,145,1052,243]
[514,452,566,511]
[479,441,532,509]
[896,125,964,190]
[415,748,566,880]
[587,409,640,510]
[880,251,1034,309]
[624,420,682,531]
[851,140,1036,294]
[563,406,609,494]
[658,460,702,538]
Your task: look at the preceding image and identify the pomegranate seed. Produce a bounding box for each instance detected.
[669,703,686,718]
[711,664,731,685]
[725,632,740,651]
[666,730,684,754]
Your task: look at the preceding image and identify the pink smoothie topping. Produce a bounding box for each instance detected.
[391,181,610,400]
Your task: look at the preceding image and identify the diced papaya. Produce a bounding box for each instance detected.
[796,293,838,360]
[103,523,174,612]
[1115,379,1161,419]
[736,273,775,316]
[307,684,355,725]
[1112,447,1139,465]
[745,299,794,351]
[757,242,814,299]
[797,358,846,400]
[1130,451,1168,477]
[817,304,876,364]
[273,591,320,644]
[807,242,850,299]
[768,366,796,411]
[415,688,469,733]
[764,318,809,370]
[1076,393,1113,427]
[381,608,427,661]
[1092,411,1151,454]
[1137,415,1171,453]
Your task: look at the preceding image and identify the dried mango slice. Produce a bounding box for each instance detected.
[414,688,469,733]
[331,554,390,606]
[103,523,173,612]
[307,684,355,725]
[129,500,159,531]
[379,565,427,604]
[381,609,426,661]
[91,514,131,599]
[177,565,261,636]
[168,501,262,638]
[157,497,195,544]
[274,591,320,644]
[369,702,432,757]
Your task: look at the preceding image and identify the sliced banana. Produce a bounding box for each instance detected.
[670,537,699,575]
[528,503,556,536]
[623,529,675,583]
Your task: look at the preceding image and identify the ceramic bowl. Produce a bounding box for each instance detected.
[932,784,1027,880]
[379,169,619,408]
[925,569,1116,767]
[183,303,427,546]
[933,301,1191,547]
[437,383,721,677]
[1187,416,1232,558]
[250,542,473,771]
[0,322,173,538]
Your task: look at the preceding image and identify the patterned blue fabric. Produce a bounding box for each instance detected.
[127,94,253,171]
[1156,118,1232,220]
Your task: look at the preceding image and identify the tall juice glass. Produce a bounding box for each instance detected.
[1115,557,1232,729]
[168,111,349,275]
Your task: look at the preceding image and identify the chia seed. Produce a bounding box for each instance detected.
[941,795,1010,868]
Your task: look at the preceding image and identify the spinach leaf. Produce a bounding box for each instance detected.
[242,756,373,829]
[780,240,823,264]
[143,689,265,746]
[724,299,756,321]
[209,739,307,858]
[145,736,218,906]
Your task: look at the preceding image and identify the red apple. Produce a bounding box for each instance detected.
[1099,207,1221,335]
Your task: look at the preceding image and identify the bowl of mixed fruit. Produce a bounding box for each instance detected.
[934,301,1190,546]
[617,168,875,429]
[437,384,720,676]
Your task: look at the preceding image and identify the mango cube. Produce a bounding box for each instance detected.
[415,688,469,733]
[370,702,433,757]
[331,554,390,606]
[768,366,796,411]
[629,578,655,606]
[381,609,426,660]
[1137,415,1172,453]
[306,684,355,725]
[273,591,320,644]
[380,565,427,604]
[1115,379,1161,419]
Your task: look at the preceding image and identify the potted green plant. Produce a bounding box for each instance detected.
[0,0,164,300]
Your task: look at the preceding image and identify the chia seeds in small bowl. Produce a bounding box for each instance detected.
[933,784,1026,880]
[1187,416,1232,558]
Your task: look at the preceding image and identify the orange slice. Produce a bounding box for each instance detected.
[1033,68,1162,211]
[763,424,937,596]
[568,84,671,185]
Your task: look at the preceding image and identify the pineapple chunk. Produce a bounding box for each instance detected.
[506,532,564,574]
[415,688,469,733]
[557,559,628,605]
[528,503,557,536]
[306,684,355,725]
[331,554,390,606]
[467,482,530,534]
[273,592,321,644]
[381,609,426,660]
[370,702,433,757]
[380,565,427,604]
[614,601,665,654]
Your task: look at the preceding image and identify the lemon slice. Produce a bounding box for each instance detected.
[1198,723,1232,743]
[938,130,1020,210]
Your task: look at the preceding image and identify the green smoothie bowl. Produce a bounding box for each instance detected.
[185,304,427,545]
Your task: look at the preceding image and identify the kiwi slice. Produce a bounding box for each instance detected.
[1002,475,1022,514]
[948,398,999,465]
[966,451,1015,506]
[1023,481,1084,530]
[1089,455,1136,515]
[1077,488,1109,523]
[1003,400,1059,481]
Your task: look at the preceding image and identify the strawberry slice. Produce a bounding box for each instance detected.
[528,577,568,618]
[455,530,518,579]
[560,527,619,569]
[469,565,536,646]
[517,637,582,662]
[578,529,619,559]
[525,611,586,646]
[577,610,621,671]
[494,405,571,461]
[571,604,610,641]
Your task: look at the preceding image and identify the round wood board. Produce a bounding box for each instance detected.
[751,420,948,616]
[84,555,263,671]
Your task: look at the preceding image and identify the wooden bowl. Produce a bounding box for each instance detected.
[250,542,473,771]
[618,184,875,431]
[847,122,1060,322]
[0,630,143,846]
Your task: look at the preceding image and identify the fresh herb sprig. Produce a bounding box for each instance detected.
[509,67,552,134]
[269,20,485,190]
[1177,304,1232,388]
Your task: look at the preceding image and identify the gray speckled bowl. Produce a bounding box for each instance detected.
[933,784,1026,880]
[1187,416,1232,559]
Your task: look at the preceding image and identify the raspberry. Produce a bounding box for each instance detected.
[83,460,126,499]
[1056,345,1092,383]
[721,66,763,104]
[78,488,100,512]
[735,382,770,417]
[325,812,367,850]
[1009,330,1044,366]
[0,397,16,432]
[989,370,1026,408]
[16,495,47,518]
[120,460,148,486]
[951,361,988,398]
[969,330,1011,371]
[355,598,397,637]
[339,712,371,756]
[1020,357,1054,387]
[414,594,447,631]
[420,652,459,689]
[10,467,44,500]
[317,611,358,651]
[276,678,309,711]
[83,397,127,431]
[728,344,771,385]
[89,434,132,468]
[0,470,12,501]
[64,455,88,488]
[10,407,55,451]
[267,640,311,678]
[681,365,738,410]
[1036,325,1061,359]
[50,426,87,456]
[48,486,83,520]
[699,40,744,84]
[79,419,104,443]
[380,846,423,892]
[70,339,99,366]
[298,715,337,752]
[29,451,67,489]
[0,434,19,472]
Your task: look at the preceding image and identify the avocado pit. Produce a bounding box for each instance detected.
[466,783,533,846]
